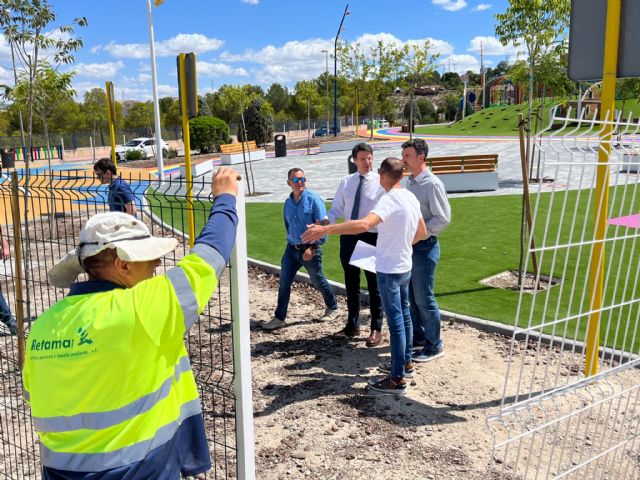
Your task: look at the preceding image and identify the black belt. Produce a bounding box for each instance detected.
[289,243,314,250]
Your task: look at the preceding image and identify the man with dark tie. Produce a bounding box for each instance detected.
[327,143,385,347]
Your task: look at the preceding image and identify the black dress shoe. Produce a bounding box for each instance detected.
[333,327,361,338]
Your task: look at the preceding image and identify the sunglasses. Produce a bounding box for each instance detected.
[290,177,306,184]
[377,168,385,175]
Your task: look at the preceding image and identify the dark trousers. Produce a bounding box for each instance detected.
[339,233,383,332]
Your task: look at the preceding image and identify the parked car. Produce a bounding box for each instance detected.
[312,126,341,137]
[115,137,169,161]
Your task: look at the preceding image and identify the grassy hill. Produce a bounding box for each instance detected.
[415,98,640,137]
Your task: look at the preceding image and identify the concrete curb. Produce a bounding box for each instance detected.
[248,258,638,365]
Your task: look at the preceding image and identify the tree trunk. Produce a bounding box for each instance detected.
[306,99,311,155]
[409,91,415,140]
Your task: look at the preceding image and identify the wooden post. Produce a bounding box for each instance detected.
[10,172,26,369]
[518,113,540,288]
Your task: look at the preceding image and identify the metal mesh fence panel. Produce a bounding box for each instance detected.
[487,107,640,479]
[0,169,251,478]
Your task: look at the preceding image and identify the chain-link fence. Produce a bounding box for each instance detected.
[0,170,253,478]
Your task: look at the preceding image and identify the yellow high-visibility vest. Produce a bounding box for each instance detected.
[23,245,219,472]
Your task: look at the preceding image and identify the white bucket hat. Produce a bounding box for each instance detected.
[48,212,179,288]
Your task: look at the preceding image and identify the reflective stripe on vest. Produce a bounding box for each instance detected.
[167,267,199,330]
[40,398,202,472]
[33,356,192,433]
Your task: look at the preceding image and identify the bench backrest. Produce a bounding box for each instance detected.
[426,154,498,174]
[219,141,259,154]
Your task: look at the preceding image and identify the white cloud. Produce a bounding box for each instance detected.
[241,0,259,4]
[432,0,467,12]
[472,3,491,11]
[467,36,525,59]
[440,54,482,74]
[198,61,248,77]
[219,33,453,84]
[95,33,224,59]
[73,60,125,78]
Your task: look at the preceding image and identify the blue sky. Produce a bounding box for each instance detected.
[3,0,522,101]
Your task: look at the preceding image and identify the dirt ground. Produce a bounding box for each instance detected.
[246,267,557,480]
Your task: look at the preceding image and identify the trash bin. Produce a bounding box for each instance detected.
[347,154,357,174]
[275,134,287,158]
[1,149,15,169]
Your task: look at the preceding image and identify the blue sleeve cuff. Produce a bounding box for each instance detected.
[194,193,238,263]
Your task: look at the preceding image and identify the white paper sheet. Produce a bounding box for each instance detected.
[349,240,377,273]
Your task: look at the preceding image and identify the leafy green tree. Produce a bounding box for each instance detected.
[124,102,153,130]
[295,80,321,153]
[82,87,122,137]
[239,98,274,146]
[416,98,437,124]
[441,72,463,91]
[399,40,439,136]
[9,64,75,150]
[617,79,640,118]
[161,98,181,127]
[495,0,570,160]
[189,116,230,153]
[197,96,212,117]
[0,0,86,165]
[266,83,291,113]
[442,93,459,121]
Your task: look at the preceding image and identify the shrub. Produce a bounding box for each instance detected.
[416,98,437,124]
[166,148,178,159]
[125,149,143,161]
[189,116,230,153]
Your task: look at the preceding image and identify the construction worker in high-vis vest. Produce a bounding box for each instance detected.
[23,167,240,479]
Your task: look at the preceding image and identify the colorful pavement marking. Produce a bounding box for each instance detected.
[608,213,640,229]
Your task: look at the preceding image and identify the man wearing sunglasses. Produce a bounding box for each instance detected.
[262,168,339,330]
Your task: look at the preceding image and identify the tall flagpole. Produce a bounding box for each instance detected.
[147,0,164,183]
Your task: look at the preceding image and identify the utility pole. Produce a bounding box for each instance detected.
[333,4,350,137]
[321,49,330,134]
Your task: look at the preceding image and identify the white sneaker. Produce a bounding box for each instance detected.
[262,317,286,331]
[319,307,340,321]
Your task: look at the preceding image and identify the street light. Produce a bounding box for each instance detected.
[321,49,330,134]
[334,4,350,137]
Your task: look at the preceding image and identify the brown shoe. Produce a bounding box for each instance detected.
[365,330,382,347]
[333,327,361,338]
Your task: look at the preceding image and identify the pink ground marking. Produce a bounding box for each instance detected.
[608,213,640,229]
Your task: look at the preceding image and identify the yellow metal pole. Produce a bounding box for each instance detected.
[105,81,118,167]
[585,0,621,377]
[178,54,196,246]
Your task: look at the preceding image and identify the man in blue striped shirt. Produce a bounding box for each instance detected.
[262,168,339,330]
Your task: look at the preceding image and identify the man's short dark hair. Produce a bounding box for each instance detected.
[401,138,429,159]
[379,157,405,182]
[287,167,304,180]
[351,142,373,159]
[94,158,117,175]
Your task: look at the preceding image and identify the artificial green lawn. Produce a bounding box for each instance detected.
[415,99,640,137]
[147,188,639,352]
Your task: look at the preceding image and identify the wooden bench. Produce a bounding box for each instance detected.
[406,154,499,192]
[219,140,265,164]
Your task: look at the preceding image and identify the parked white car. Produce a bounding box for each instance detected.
[115,137,169,161]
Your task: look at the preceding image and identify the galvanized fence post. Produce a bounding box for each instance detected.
[230,181,256,480]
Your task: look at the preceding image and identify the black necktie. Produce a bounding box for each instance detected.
[351,175,365,220]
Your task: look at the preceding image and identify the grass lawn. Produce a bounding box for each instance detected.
[147,188,639,352]
[414,99,640,137]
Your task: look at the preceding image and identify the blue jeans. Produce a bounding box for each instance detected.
[274,244,337,321]
[409,236,442,355]
[0,292,15,332]
[377,271,413,379]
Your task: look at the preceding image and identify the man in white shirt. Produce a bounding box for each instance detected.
[303,157,426,395]
[402,139,451,363]
[327,143,385,346]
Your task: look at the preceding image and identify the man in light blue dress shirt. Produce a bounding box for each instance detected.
[263,168,339,330]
